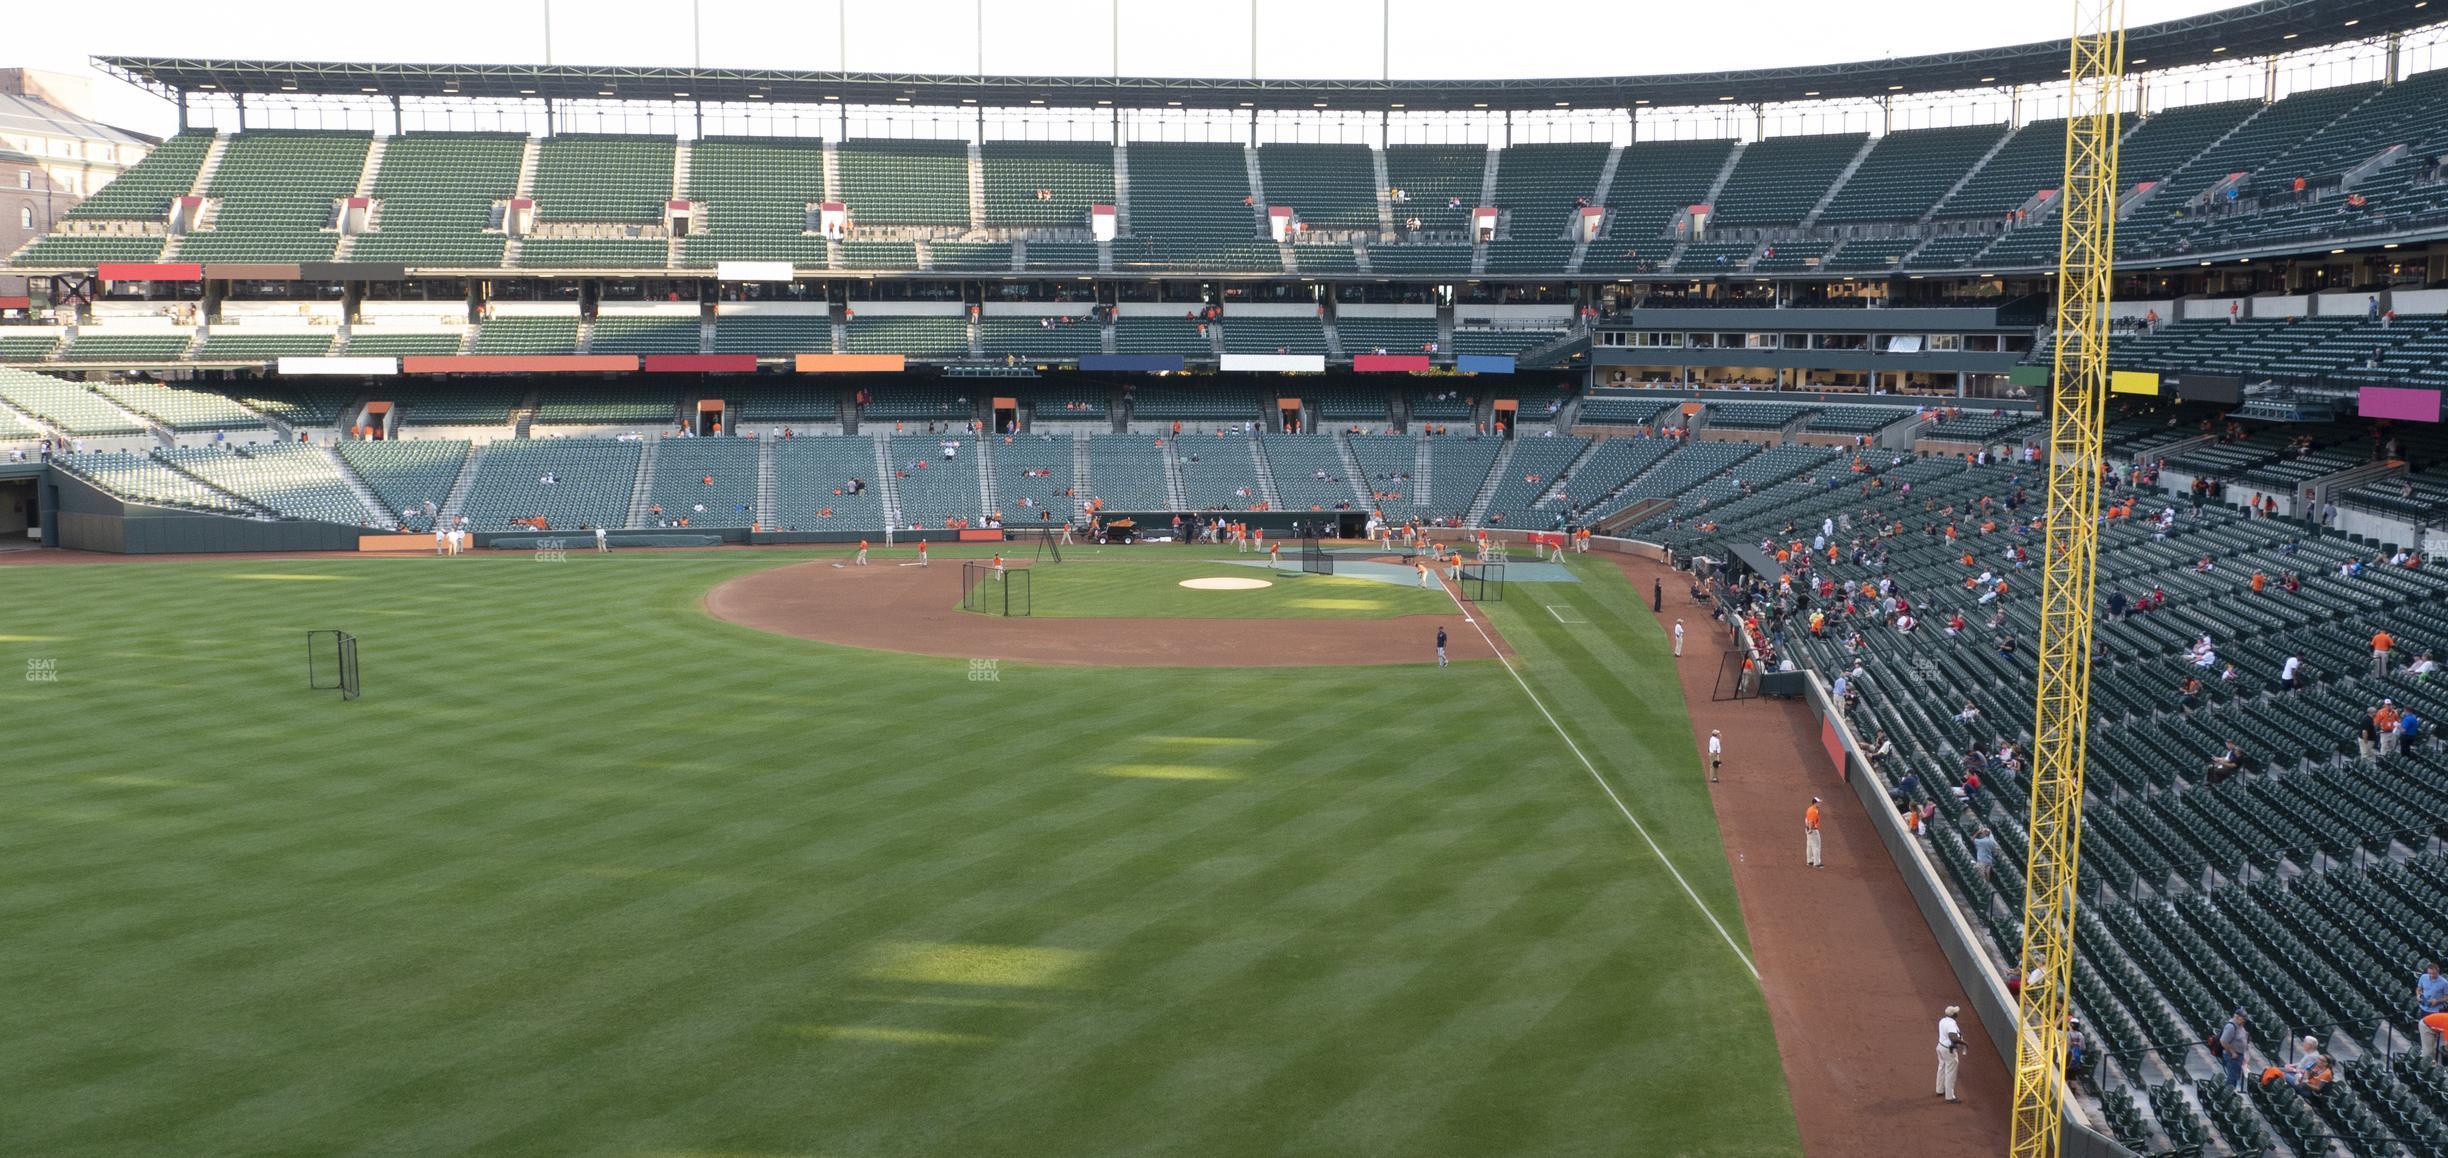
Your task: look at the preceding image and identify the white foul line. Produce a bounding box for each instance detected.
[1544,604,1588,625]
[1441,579,1761,981]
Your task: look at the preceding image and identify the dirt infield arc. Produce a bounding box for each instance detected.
[704,559,1511,666]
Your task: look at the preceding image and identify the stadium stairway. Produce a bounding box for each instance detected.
[1567,145,1625,274]
[869,435,903,527]
[1161,444,1189,509]
[438,442,486,525]
[1071,435,1093,520]
[624,439,661,528]
[1922,125,2022,223]
[1246,435,1281,508]
[974,435,1000,513]
[321,444,393,526]
[755,438,777,527]
[1411,437,1434,506]
[1335,434,1371,505]
[1464,440,1515,526]
[1798,135,1881,228]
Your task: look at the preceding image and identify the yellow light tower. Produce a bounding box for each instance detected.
[2010,0,2125,1154]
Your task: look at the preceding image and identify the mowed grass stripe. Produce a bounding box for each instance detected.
[0,551,1798,1157]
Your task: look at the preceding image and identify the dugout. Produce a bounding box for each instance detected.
[1098,510,1366,542]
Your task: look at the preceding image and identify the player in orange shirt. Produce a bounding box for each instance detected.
[856,538,870,566]
[1804,797,1824,867]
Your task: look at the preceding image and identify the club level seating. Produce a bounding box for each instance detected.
[887,434,983,526]
[1709,401,1817,431]
[334,439,469,528]
[978,316,1099,360]
[989,432,1077,523]
[1117,142,1273,272]
[532,135,674,224]
[864,383,974,423]
[458,437,643,530]
[1262,434,1359,510]
[1454,327,1567,360]
[180,131,371,263]
[1221,317,1326,355]
[1406,389,1475,421]
[1671,241,1758,271]
[680,137,829,267]
[928,242,1012,271]
[1570,390,1672,426]
[1821,237,1922,272]
[838,138,969,226]
[516,238,669,269]
[1309,383,1391,424]
[471,316,580,355]
[61,333,194,363]
[158,443,371,525]
[344,331,465,356]
[588,316,701,355]
[727,383,841,425]
[981,140,1115,229]
[1346,434,1417,507]
[1257,144,1378,230]
[194,332,337,361]
[1114,316,1210,357]
[531,385,679,427]
[0,334,61,362]
[1130,383,1263,424]
[1014,384,1107,421]
[1083,434,1172,510]
[1708,132,1866,229]
[1364,244,1473,274]
[1418,435,1503,522]
[1019,241,1100,270]
[1291,243,1358,272]
[223,385,356,428]
[1752,240,1838,272]
[771,436,886,530]
[1904,234,1996,269]
[64,450,251,511]
[1817,123,2009,224]
[1921,411,2041,443]
[1805,405,1911,434]
[65,131,214,221]
[638,436,758,527]
[397,385,516,426]
[1336,316,1438,356]
[91,379,264,431]
[10,235,167,266]
[840,241,918,270]
[1478,435,1589,527]
[712,315,830,356]
[844,315,968,359]
[353,132,524,266]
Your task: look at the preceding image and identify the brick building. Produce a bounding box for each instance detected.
[0,69,156,301]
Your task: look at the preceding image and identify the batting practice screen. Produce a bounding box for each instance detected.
[1300,537,1334,576]
[960,562,1033,616]
[1459,563,1505,603]
[306,629,360,701]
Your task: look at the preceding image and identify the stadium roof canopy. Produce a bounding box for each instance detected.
[96,1,2441,113]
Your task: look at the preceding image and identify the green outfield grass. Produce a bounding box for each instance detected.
[1005,554,1454,619]
[0,548,1796,1157]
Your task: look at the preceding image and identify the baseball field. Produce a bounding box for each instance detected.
[0,544,1799,1156]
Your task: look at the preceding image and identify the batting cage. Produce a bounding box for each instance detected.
[307,629,360,701]
[961,561,1033,616]
[1300,537,1335,576]
[1458,562,1505,603]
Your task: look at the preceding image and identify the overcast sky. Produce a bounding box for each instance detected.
[22,0,2245,136]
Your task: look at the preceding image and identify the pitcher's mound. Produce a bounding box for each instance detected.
[1179,576,1273,591]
